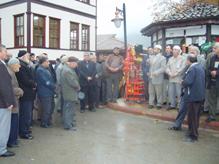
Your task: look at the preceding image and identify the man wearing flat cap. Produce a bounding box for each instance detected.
[35,56,56,128]
[16,50,36,140]
[60,56,80,131]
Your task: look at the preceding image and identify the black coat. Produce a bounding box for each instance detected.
[0,61,16,108]
[78,60,97,86]
[16,60,36,101]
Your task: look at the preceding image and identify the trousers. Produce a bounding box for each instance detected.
[0,108,11,155]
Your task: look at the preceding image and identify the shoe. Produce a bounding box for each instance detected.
[65,127,77,131]
[7,143,19,148]
[80,109,85,113]
[89,108,96,112]
[148,105,154,109]
[20,134,33,140]
[156,106,162,110]
[163,102,167,105]
[206,116,216,122]
[40,124,51,128]
[0,151,15,157]
[168,126,182,131]
[166,106,175,110]
[184,137,197,143]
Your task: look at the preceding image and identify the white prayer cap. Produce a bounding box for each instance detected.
[154,45,162,50]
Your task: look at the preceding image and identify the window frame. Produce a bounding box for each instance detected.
[81,24,90,51]
[33,14,46,48]
[70,22,79,50]
[49,17,60,49]
[14,14,25,48]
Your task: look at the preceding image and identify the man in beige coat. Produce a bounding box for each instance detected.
[148,45,166,109]
[60,57,80,131]
[7,58,23,147]
[166,45,185,110]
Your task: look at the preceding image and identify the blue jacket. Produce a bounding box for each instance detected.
[36,66,56,97]
[182,63,205,102]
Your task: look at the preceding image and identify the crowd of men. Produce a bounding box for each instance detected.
[141,43,219,142]
[0,42,219,157]
[0,45,124,157]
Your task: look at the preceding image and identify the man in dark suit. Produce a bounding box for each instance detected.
[78,53,97,113]
[182,54,205,142]
[0,44,16,157]
[16,50,36,140]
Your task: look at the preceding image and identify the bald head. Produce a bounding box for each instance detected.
[213,42,219,55]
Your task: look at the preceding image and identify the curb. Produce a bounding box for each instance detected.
[107,103,219,131]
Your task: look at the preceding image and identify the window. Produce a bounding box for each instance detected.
[76,0,90,4]
[14,14,24,47]
[49,18,60,48]
[70,22,79,50]
[81,24,89,51]
[33,14,45,47]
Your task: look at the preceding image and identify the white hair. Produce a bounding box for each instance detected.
[189,46,200,55]
[173,45,182,54]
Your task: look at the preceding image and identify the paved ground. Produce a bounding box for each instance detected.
[1,108,219,164]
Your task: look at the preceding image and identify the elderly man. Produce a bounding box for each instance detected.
[166,45,185,110]
[36,56,56,128]
[16,50,36,139]
[60,57,80,130]
[206,42,219,122]
[189,45,206,67]
[78,53,97,113]
[169,46,205,130]
[105,47,124,103]
[0,44,16,157]
[7,58,23,148]
[183,54,205,142]
[148,45,166,109]
[163,45,173,104]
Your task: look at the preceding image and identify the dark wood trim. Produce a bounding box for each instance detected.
[0,0,26,9]
[81,24,90,51]
[14,13,25,48]
[70,21,79,50]
[141,18,219,36]
[26,0,31,53]
[31,0,96,19]
[49,17,60,49]
[166,35,206,39]
[7,46,95,52]
[31,46,95,52]
[32,13,46,48]
[161,28,166,54]
[206,24,211,42]
[95,0,97,52]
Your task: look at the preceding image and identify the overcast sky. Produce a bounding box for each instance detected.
[97,0,154,47]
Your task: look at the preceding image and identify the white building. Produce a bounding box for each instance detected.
[0,0,97,60]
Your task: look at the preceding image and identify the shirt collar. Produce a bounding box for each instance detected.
[0,59,6,65]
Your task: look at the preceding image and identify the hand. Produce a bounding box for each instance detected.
[211,70,217,77]
[87,77,92,81]
[7,105,13,110]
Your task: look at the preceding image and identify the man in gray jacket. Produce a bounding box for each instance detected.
[60,57,80,131]
[148,45,166,109]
